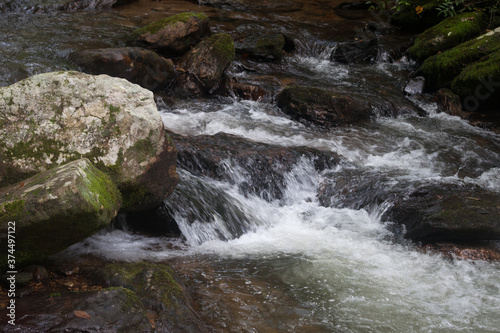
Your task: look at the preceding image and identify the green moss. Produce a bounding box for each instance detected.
[78,163,122,213]
[209,33,236,64]
[418,30,500,89]
[451,49,500,99]
[133,12,208,36]
[0,200,25,223]
[408,11,489,62]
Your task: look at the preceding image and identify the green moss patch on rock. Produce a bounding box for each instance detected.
[408,11,489,62]
[0,159,121,269]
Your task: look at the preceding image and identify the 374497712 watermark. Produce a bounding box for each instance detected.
[5,221,16,326]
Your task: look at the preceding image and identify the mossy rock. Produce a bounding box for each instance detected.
[132,11,211,56]
[390,0,443,32]
[451,48,500,111]
[176,33,235,95]
[408,11,489,62]
[0,159,121,269]
[418,27,500,90]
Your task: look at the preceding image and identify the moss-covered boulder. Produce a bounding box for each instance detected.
[408,11,489,62]
[390,0,443,32]
[132,11,211,57]
[0,71,178,211]
[70,47,176,91]
[418,27,500,110]
[235,34,287,61]
[176,33,235,95]
[0,159,121,268]
[382,183,500,242]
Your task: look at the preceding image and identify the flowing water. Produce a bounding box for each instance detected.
[2,0,500,331]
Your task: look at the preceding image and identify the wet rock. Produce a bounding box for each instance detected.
[276,85,374,127]
[407,11,488,63]
[176,33,235,95]
[96,262,208,332]
[169,131,340,201]
[70,47,176,91]
[331,38,378,64]
[0,159,121,268]
[404,76,426,95]
[433,88,471,118]
[0,71,178,211]
[382,184,500,243]
[0,288,152,332]
[420,242,500,261]
[61,0,137,11]
[132,11,211,57]
[228,80,268,101]
[235,34,286,61]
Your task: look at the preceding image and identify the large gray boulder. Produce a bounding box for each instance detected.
[0,71,178,211]
[132,12,211,57]
[0,159,121,268]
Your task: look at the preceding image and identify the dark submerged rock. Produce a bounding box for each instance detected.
[176,33,235,96]
[70,47,176,91]
[132,12,211,57]
[331,38,378,64]
[382,184,500,243]
[0,288,152,332]
[235,34,287,61]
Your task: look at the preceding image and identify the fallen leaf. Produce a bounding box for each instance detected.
[74,310,91,319]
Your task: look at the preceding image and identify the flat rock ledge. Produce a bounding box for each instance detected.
[0,158,121,268]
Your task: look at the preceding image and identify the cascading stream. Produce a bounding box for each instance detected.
[2,2,499,331]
